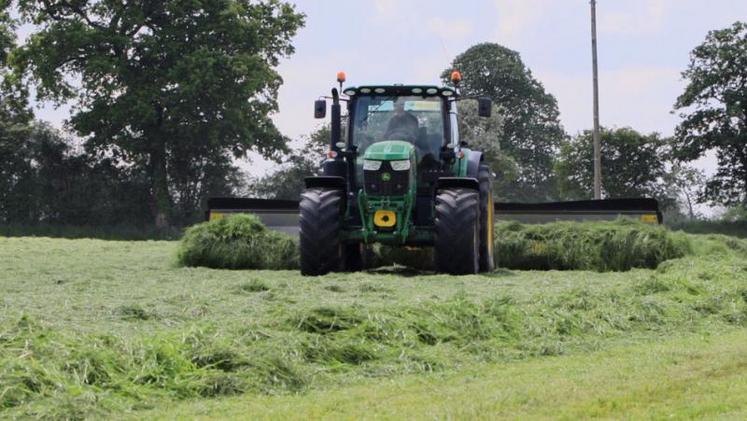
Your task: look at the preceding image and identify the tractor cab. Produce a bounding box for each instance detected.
[347,87,453,158]
[342,87,456,197]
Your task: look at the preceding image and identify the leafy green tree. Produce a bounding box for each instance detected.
[0,1,34,222]
[660,163,705,220]
[0,1,13,62]
[13,0,304,226]
[673,21,747,205]
[251,126,328,200]
[720,205,747,222]
[442,43,566,201]
[456,100,518,200]
[0,121,155,226]
[556,127,673,205]
[0,0,31,129]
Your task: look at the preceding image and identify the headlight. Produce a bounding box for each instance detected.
[390,160,411,171]
[363,159,382,171]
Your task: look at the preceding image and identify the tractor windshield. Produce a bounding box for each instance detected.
[352,95,445,161]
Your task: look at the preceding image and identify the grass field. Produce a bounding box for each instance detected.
[2,231,747,419]
[135,329,747,420]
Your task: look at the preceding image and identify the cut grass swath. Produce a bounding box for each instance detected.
[177,214,298,270]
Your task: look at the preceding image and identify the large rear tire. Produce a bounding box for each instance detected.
[299,188,343,276]
[478,164,496,272]
[434,188,480,275]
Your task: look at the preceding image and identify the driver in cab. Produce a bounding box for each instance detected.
[384,98,418,142]
[383,98,439,170]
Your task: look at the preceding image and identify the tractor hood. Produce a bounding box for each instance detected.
[363,140,414,161]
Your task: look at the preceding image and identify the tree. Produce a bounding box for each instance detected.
[456,100,518,200]
[0,1,34,223]
[0,121,157,226]
[13,0,304,226]
[556,127,673,204]
[673,21,747,205]
[0,0,13,62]
[251,126,328,200]
[442,43,566,201]
[660,163,705,220]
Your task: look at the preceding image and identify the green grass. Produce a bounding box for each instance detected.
[181,217,690,273]
[0,223,182,241]
[132,329,747,420]
[177,214,298,269]
[669,219,747,238]
[495,219,691,271]
[1,231,746,419]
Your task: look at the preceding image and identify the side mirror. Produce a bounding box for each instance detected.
[314,99,327,119]
[478,97,492,118]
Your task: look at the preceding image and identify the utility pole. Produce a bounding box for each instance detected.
[590,0,602,199]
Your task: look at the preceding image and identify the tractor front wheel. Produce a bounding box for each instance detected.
[299,188,344,276]
[434,187,480,275]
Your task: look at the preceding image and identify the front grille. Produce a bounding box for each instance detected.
[364,161,409,196]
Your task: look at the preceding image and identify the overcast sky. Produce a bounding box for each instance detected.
[32,0,747,178]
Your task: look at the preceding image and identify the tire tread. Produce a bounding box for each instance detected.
[299,188,343,276]
[434,187,480,274]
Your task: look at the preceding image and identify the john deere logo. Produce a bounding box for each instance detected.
[381,172,391,181]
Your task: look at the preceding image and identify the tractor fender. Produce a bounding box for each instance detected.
[304,176,346,190]
[436,177,480,191]
[466,150,483,178]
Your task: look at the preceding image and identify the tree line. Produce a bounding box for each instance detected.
[259,26,747,222]
[0,0,303,228]
[0,1,745,228]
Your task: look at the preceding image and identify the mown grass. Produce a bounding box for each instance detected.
[0,223,182,241]
[180,216,690,272]
[495,219,691,271]
[2,230,747,419]
[132,329,747,420]
[669,219,747,238]
[177,214,298,269]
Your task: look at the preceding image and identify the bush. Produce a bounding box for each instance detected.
[177,214,298,269]
[494,219,691,271]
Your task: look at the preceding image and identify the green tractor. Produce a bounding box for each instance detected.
[301,72,495,276]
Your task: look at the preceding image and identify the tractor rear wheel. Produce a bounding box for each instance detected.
[478,164,496,272]
[299,188,344,276]
[434,187,480,275]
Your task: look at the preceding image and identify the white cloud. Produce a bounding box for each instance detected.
[537,65,683,136]
[602,66,682,132]
[425,17,473,43]
[412,53,452,84]
[599,0,672,35]
[373,0,398,18]
[493,0,547,46]
[272,55,338,140]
